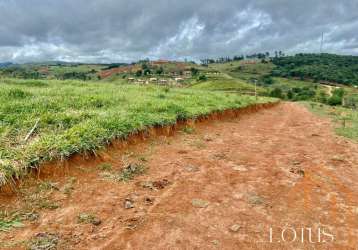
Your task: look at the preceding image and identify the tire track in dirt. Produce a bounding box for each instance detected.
[1,102,358,250]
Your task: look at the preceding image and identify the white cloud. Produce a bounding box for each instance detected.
[225,9,272,45]
[150,16,205,59]
[0,0,357,63]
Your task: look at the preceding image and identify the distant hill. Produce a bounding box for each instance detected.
[0,62,13,68]
[272,53,358,86]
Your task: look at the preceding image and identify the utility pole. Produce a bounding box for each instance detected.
[254,79,258,100]
[320,32,324,54]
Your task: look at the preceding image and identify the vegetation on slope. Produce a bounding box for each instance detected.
[0,79,275,185]
[190,71,261,94]
[304,102,358,141]
[272,53,358,86]
[202,58,358,107]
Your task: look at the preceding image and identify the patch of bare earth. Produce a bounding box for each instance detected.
[1,102,358,249]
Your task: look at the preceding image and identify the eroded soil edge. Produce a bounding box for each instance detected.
[2,102,358,250]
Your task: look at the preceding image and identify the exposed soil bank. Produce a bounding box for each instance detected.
[1,102,358,250]
[0,101,279,194]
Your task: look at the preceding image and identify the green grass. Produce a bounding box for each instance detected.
[0,211,24,232]
[191,78,260,93]
[304,102,358,140]
[271,77,320,89]
[208,60,274,81]
[0,217,23,232]
[0,78,276,186]
[48,64,103,74]
[190,71,263,94]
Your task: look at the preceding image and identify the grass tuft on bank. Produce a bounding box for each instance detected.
[0,79,276,186]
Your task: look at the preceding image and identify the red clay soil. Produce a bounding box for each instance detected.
[1,102,358,249]
[99,65,141,79]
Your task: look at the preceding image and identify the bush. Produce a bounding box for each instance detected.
[197,75,207,81]
[328,88,345,106]
[316,91,328,103]
[261,76,274,85]
[328,95,343,106]
[287,90,294,100]
[135,70,142,77]
[270,88,284,99]
[343,95,358,109]
[190,67,199,76]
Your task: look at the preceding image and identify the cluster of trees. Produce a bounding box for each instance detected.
[272,53,358,86]
[102,63,128,70]
[200,51,286,65]
[268,84,348,106]
[135,63,153,76]
[246,52,269,59]
[135,63,167,76]
[269,86,317,101]
[57,72,92,81]
[200,56,244,65]
[0,68,42,79]
[0,66,98,81]
[260,75,345,105]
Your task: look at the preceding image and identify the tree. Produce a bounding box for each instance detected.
[262,76,274,85]
[144,68,151,75]
[141,63,149,71]
[135,70,143,77]
[156,67,164,75]
[190,67,199,76]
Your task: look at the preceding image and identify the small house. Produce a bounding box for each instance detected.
[175,77,184,83]
[159,79,168,85]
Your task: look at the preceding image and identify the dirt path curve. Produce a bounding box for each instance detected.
[2,102,358,249]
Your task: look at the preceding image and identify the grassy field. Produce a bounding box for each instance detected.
[208,60,274,81]
[0,79,275,186]
[190,73,262,94]
[304,102,358,140]
[191,78,258,92]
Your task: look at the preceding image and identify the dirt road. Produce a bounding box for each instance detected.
[1,102,358,249]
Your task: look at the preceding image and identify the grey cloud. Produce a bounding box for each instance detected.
[0,0,357,63]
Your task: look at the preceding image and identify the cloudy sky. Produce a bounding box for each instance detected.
[0,0,357,63]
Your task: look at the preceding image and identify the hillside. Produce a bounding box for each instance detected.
[0,62,13,68]
[272,53,358,86]
[1,55,357,106]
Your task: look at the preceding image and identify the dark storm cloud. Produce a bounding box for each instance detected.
[0,0,357,62]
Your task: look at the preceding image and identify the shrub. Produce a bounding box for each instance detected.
[270,88,284,99]
[328,88,345,106]
[197,75,207,81]
[328,95,343,106]
[261,76,274,85]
